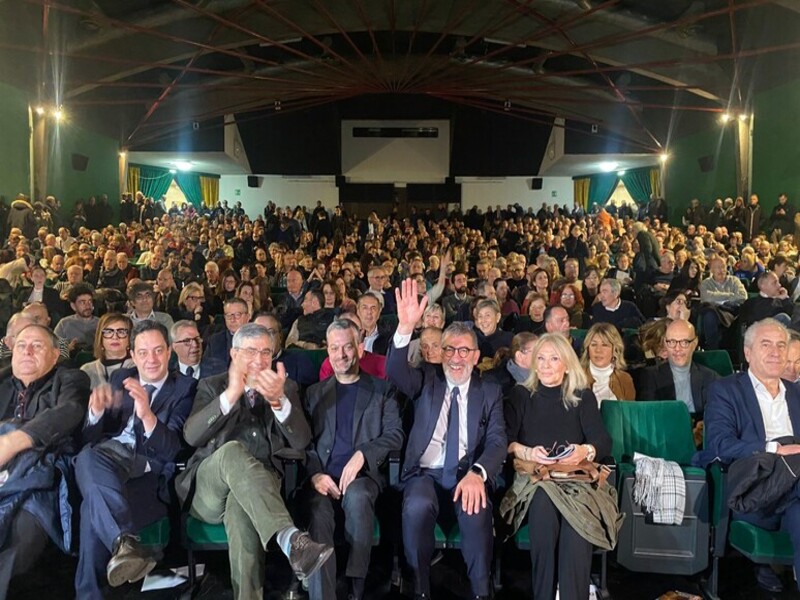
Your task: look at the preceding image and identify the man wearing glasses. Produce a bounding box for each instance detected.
[386,279,507,600]
[205,298,251,367]
[0,324,90,598]
[638,319,719,416]
[127,282,174,330]
[170,320,225,380]
[367,266,397,314]
[176,323,332,599]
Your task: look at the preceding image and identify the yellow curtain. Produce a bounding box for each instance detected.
[199,176,219,208]
[650,168,662,197]
[127,166,140,196]
[574,178,590,210]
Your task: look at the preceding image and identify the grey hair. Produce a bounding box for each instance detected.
[170,319,199,342]
[326,318,362,345]
[743,318,789,349]
[442,322,478,348]
[601,278,621,296]
[424,303,444,317]
[359,290,385,310]
[16,323,59,349]
[232,323,275,350]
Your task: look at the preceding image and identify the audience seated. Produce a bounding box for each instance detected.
[592,278,645,330]
[581,323,636,405]
[54,283,99,352]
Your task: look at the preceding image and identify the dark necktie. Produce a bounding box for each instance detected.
[143,384,156,403]
[246,389,258,408]
[186,366,194,378]
[442,387,461,489]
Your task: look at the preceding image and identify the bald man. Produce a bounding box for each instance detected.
[638,320,719,415]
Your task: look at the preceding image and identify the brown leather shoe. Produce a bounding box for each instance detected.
[106,533,157,587]
[288,531,333,581]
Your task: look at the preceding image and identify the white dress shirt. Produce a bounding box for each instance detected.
[179,361,200,380]
[748,370,794,452]
[219,388,292,422]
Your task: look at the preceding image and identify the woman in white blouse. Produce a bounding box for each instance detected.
[580,322,636,406]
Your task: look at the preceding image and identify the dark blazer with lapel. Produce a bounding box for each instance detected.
[0,366,89,448]
[305,373,404,489]
[638,361,720,413]
[205,329,233,366]
[385,341,507,484]
[695,372,800,467]
[175,373,311,506]
[81,366,196,476]
[14,286,66,324]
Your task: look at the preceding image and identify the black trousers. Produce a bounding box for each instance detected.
[0,510,49,600]
[528,490,593,600]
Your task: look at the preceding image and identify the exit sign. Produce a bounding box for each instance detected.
[234,189,241,196]
[551,190,558,197]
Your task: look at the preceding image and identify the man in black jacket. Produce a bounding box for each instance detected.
[0,324,90,598]
[740,272,796,329]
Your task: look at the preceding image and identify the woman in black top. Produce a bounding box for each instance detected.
[505,333,611,600]
[474,298,513,360]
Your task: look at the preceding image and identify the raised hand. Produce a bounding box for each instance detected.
[395,278,428,335]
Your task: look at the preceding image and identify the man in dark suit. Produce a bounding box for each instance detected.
[697,318,800,593]
[367,266,397,314]
[638,320,719,415]
[169,320,226,380]
[386,279,507,600]
[73,320,196,599]
[14,264,65,324]
[358,292,392,356]
[254,312,320,390]
[175,323,332,599]
[739,271,796,329]
[304,318,404,600]
[205,298,251,367]
[0,324,90,599]
[592,278,645,330]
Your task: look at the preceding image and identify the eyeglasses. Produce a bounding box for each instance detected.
[235,347,273,359]
[187,295,204,302]
[174,336,201,346]
[664,338,696,349]
[442,346,477,358]
[224,311,248,321]
[102,328,130,339]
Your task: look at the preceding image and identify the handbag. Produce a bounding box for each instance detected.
[513,457,611,486]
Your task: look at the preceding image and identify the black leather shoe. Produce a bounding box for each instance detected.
[106,533,157,587]
[288,532,334,581]
[756,565,784,593]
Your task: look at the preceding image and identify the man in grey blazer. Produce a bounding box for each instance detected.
[174,323,332,600]
[303,319,404,600]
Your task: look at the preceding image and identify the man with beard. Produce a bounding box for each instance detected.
[303,318,403,600]
[386,279,506,600]
[442,272,470,323]
[54,284,100,352]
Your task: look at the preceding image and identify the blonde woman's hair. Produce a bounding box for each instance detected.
[580,322,626,371]
[523,333,587,409]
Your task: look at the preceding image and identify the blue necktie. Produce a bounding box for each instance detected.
[442,387,461,489]
[143,384,156,402]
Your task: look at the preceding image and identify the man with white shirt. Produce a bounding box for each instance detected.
[700,318,800,593]
[385,279,507,600]
[175,323,332,599]
[169,320,225,380]
[127,282,174,330]
[74,320,196,598]
[357,291,391,355]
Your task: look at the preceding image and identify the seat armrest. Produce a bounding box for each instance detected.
[276,448,306,498]
[707,460,731,559]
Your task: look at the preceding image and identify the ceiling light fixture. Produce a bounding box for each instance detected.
[660,153,669,163]
[34,106,45,116]
[174,160,193,171]
[617,170,626,176]
[720,113,731,123]
[599,161,618,172]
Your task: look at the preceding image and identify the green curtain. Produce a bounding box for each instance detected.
[174,172,203,208]
[137,165,174,200]
[620,167,653,203]
[588,173,618,209]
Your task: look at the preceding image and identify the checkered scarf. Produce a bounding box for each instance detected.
[632,452,686,525]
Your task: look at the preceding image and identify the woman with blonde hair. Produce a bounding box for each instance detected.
[503,333,612,600]
[580,323,636,405]
[177,281,213,330]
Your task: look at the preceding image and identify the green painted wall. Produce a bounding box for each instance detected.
[664,125,738,225]
[752,79,800,211]
[0,81,31,203]
[46,121,119,220]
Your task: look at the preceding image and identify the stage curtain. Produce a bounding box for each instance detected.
[199,175,220,208]
[127,166,140,196]
[136,165,174,200]
[573,178,590,210]
[175,172,204,208]
[588,173,618,209]
[649,167,662,198]
[619,167,653,203]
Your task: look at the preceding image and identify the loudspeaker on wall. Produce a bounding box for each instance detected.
[247,175,263,188]
[530,177,543,190]
[698,155,715,173]
[71,153,89,172]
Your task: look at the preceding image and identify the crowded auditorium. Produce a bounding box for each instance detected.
[1,2,800,600]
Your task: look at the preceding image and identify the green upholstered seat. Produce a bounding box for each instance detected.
[601,400,696,466]
[288,348,327,372]
[434,523,447,547]
[692,350,734,377]
[571,329,588,344]
[515,524,532,549]
[139,517,170,549]
[729,521,794,561]
[75,350,95,367]
[185,516,228,547]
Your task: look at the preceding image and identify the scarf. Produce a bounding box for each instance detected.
[506,359,529,383]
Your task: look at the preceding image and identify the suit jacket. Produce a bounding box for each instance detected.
[205,329,233,366]
[385,341,507,484]
[0,366,89,448]
[305,373,403,489]
[695,372,800,468]
[14,285,66,324]
[638,361,719,413]
[740,295,796,327]
[175,373,311,506]
[82,367,196,476]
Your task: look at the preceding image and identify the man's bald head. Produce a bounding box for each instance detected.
[664,319,698,368]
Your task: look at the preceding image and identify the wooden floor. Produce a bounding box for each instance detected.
[10,542,800,600]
